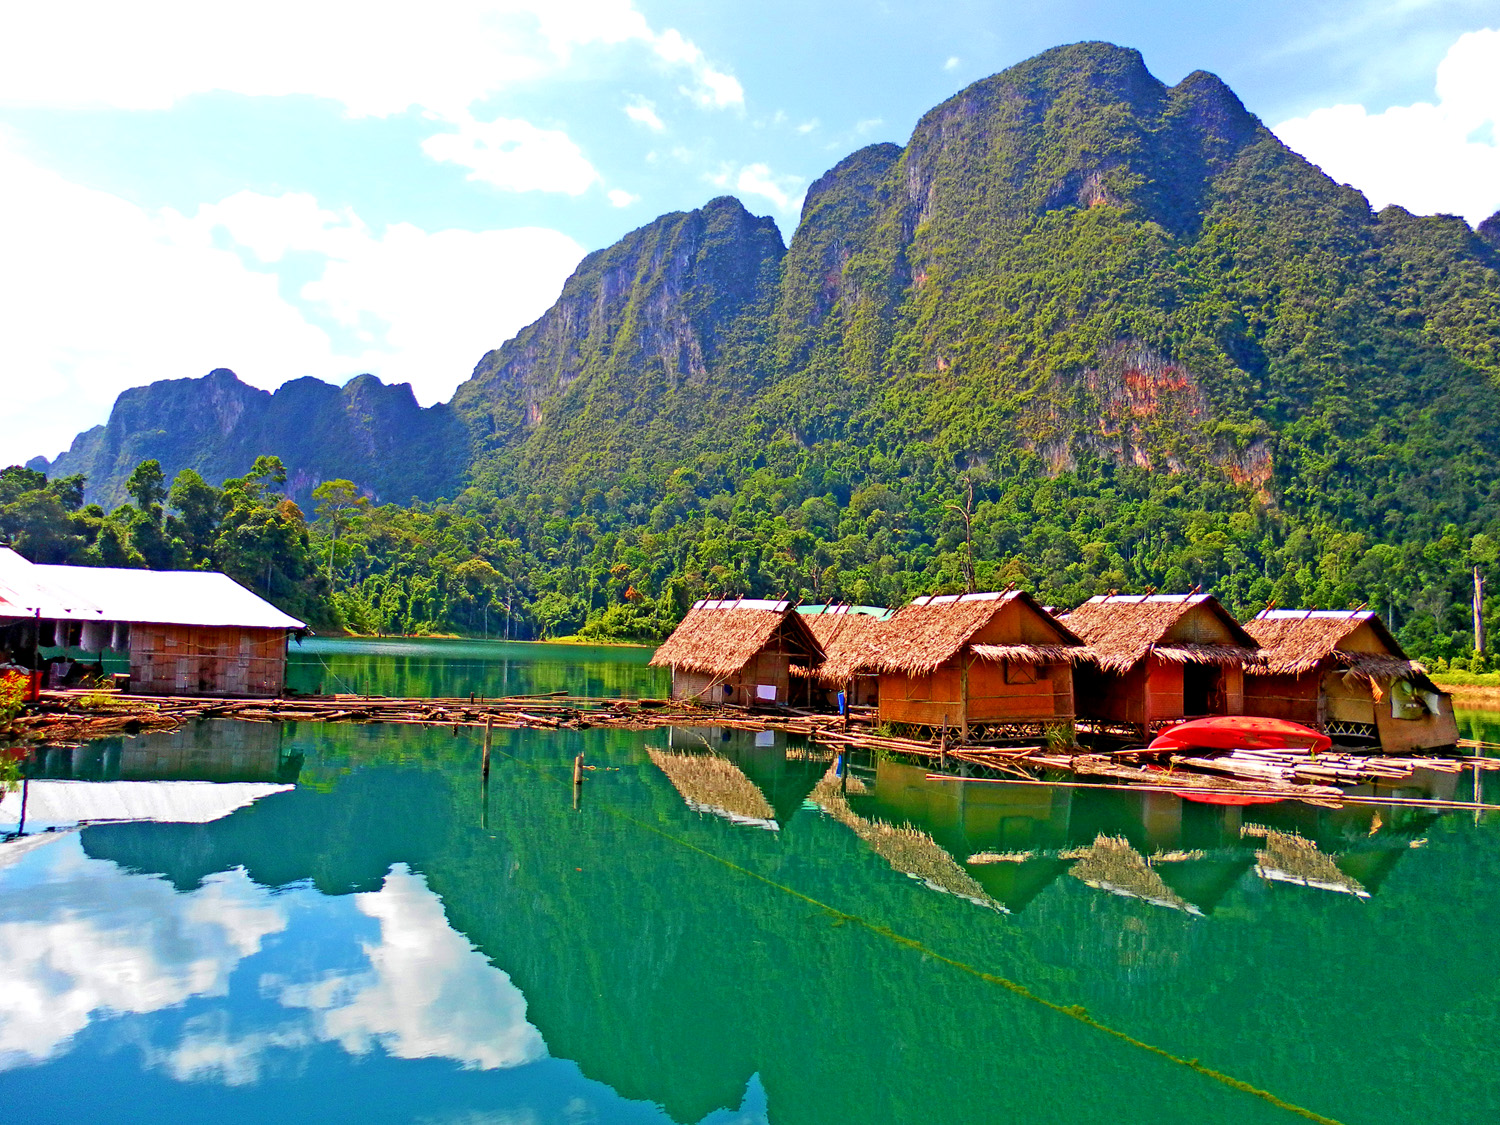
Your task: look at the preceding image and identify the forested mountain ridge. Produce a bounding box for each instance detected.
[12,42,1500,658]
[448,42,1500,540]
[36,368,467,508]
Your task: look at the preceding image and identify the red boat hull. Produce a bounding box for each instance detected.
[1148,715,1332,754]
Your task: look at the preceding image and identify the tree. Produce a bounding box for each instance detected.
[167,469,226,561]
[312,479,369,583]
[125,459,167,517]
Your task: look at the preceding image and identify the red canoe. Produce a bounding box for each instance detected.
[1148,715,1331,754]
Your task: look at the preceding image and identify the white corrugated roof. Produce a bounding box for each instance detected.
[0,780,293,831]
[1082,593,1210,606]
[32,563,307,629]
[0,548,104,620]
[0,547,305,629]
[689,598,791,612]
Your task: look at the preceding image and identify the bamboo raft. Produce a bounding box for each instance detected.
[9,689,1499,812]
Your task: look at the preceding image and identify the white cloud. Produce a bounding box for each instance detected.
[421,114,600,194]
[0,839,548,1083]
[624,98,666,132]
[944,56,961,71]
[0,836,286,1066]
[1274,27,1500,225]
[606,189,641,207]
[0,140,585,466]
[0,1,743,119]
[795,119,820,135]
[735,163,806,214]
[272,865,545,1070]
[650,27,744,109]
[854,118,885,135]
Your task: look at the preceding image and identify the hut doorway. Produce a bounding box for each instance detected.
[1183,664,1224,716]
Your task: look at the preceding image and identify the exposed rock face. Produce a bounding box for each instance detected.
[43,369,466,508]
[452,196,784,486]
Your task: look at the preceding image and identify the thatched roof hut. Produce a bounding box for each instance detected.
[1241,609,1456,752]
[650,598,824,705]
[1244,610,1423,682]
[859,591,1084,735]
[1062,593,1259,672]
[798,605,890,684]
[866,591,1084,675]
[1061,594,1260,734]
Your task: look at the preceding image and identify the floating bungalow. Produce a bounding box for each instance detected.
[0,547,307,697]
[1242,609,1458,752]
[1061,593,1260,738]
[796,605,890,708]
[862,591,1085,739]
[650,598,824,706]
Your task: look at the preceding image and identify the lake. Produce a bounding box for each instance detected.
[285,636,668,699]
[3,641,1499,1125]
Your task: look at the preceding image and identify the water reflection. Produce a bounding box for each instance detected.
[2,718,1499,1124]
[286,636,667,700]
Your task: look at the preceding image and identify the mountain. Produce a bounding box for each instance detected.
[18,42,1500,652]
[453,41,1500,541]
[453,195,786,490]
[36,368,467,508]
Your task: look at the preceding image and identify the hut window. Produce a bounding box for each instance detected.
[1390,679,1430,720]
[1004,660,1036,685]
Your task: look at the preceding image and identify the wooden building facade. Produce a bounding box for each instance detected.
[1243,609,1459,752]
[865,591,1084,739]
[650,598,825,706]
[1061,594,1260,737]
[0,547,307,698]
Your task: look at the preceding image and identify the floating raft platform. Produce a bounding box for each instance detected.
[11,689,1500,812]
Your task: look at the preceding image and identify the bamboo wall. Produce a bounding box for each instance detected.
[129,624,288,697]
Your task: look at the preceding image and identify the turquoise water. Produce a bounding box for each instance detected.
[2,712,1499,1125]
[286,636,667,699]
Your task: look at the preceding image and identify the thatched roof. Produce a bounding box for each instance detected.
[1068,835,1203,915]
[809,766,1003,910]
[1247,826,1369,898]
[650,598,824,678]
[648,748,778,830]
[801,606,889,683]
[1244,609,1423,681]
[861,591,1082,677]
[1061,593,1259,673]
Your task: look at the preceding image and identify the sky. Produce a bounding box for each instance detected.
[1,0,1498,468]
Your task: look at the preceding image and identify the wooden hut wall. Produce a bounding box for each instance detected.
[1372,686,1460,752]
[130,624,287,697]
[1242,672,1321,725]
[670,650,794,705]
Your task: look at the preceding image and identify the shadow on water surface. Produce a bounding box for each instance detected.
[1,712,1499,1125]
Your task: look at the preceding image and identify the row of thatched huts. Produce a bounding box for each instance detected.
[649,592,1459,753]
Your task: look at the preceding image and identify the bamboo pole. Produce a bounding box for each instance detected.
[922,772,1500,811]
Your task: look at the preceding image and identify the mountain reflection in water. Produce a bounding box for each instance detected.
[1,715,1497,1125]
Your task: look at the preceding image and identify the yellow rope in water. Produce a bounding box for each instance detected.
[489,744,1348,1125]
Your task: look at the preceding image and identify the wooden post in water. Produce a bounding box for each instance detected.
[482,715,493,780]
[960,654,970,744]
[1476,567,1488,666]
[573,752,585,787]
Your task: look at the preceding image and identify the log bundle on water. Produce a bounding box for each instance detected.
[14,688,1498,812]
